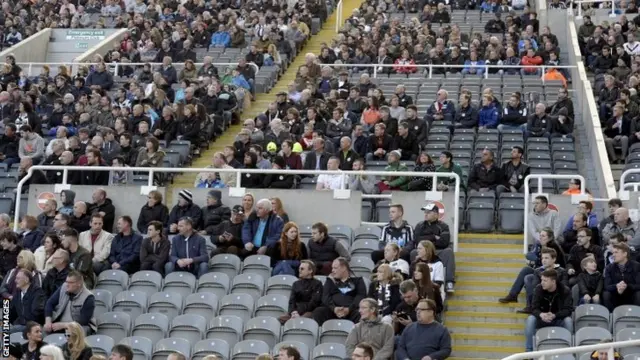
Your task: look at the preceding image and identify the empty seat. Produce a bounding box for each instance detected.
[313,343,346,360]
[498,203,524,233]
[120,337,154,360]
[96,270,130,295]
[243,316,282,348]
[184,292,219,319]
[207,315,244,348]
[498,193,525,206]
[466,203,494,232]
[232,340,271,360]
[97,312,131,344]
[210,254,242,280]
[282,318,319,353]
[467,191,496,205]
[94,289,114,314]
[197,272,231,299]
[575,327,612,347]
[275,341,311,360]
[328,225,353,245]
[43,333,67,346]
[86,335,115,357]
[242,255,271,282]
[193,339,231,360]
[349,257,375,278]
[219,293,255,322]
[351,239,380,258]
[10,332,26,344]
[267,275,297,297]
[148,291,183,321]
[232,273,265,300]
[153,338,191,360]
[353,226,381,241]
[574,304,611,331]
[614,305,640,334]
[319,320,354,344]
[535,327,572,350]
[112,291,148,320]
[128,270,163,297]
[132,313,169,344]
[162,271,197,299]
[255,294,289,318]
[169,314,208,343]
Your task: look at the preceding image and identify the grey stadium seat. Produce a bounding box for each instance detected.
[132,313,170,344]
[86,335,115,357]
[128,270,163,297]
[162,271,197,299]
[197,272,231,299]
[574,304,611,331]
[211,254,242,279]
[43,333,67,347]
[219,293,255,323]
[575,327,612,347]
[231,273,265,300]
[232,340,271,360]
[94,289,114,313]
[254,294,289,318]
[242,255,272,283]
[112,291,148,320]
[266,275,297,297]
[466,203,494,232]
[535,327,573,350]
[328,225,353,245]
[148,291,183,321]
[498,203,524,233]
[313,343,347,360]
[153,338,192,360]
[207,315,245,348]
[351,239,380,258]
[169,314,208,343]
[613,305,640,334]
[319,320,354,344]
[95,269,130,295]
[10,332,26,344]
[353,226,381,241]
[274,341,311,360]
[184,292,219,320]
[97,312,131,344]
[193,339,231,360]
[120,337,154,360]
[282,318,319,353]
[243,316,282,348]
[616,329,640,356]
[349,257,375,278]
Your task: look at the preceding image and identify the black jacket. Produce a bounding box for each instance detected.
[468,162,501,191]
[604,260,640,293]
[140,237,171,266]
[0,134,19,159]
[201,204,232,236]
[322,276,367,314]
[502,103,528,126]
[288,278,323,314]
[78,166,109,187]
[167,202,202,232]
[414,220,451,250]
[303,151,330,171]
[42,266,69,298]
[500,160,530,190]
[263,172,295,189]
[137,204,169,234]
[567,244,604,275]
[88,198,116,233]
[213,220,244,251]
[454,104,478,128]
[9,282,45,325]
[577,271,604,297]
[531,283,574,323]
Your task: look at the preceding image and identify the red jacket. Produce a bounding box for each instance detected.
[521,55,543,73]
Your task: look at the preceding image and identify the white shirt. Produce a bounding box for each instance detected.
[316,173,346,190]
[624,41,640,55]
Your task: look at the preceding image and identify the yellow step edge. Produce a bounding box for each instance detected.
[456,252,524,259]
[455,290,524,297]
[456,271,520,278]
[453,344,525,353]
[447,300,523,308]
[458,243,523,249]
[445,321,523,330]
[457,261,523,268]
[446,311,528,319]
[455,280,513,287]
[459,233,524,240]
[451,333,525,341]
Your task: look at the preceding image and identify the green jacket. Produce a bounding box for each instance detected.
[436,162,466,191]
[384,161,409,188]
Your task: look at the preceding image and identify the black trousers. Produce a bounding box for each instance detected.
[312,306,360,326]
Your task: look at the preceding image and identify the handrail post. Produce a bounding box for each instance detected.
[62,169,68,185]
[148,170,154,187]
[428,65,433,79]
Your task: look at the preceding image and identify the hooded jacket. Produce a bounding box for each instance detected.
[137,203,169,234]
[345,317,395,360]
[58,190,76,216]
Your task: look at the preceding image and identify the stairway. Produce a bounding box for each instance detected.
[447,233,527,360]
[167,2,359,204]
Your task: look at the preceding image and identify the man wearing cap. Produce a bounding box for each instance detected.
[497,146,530,196]
[211,205,246,257]
[414,203,456,293]
[167,190,203,235]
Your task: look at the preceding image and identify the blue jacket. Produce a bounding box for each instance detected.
[478,104,499,128]
[480,1,499,12]
[564,213,599,232]
[232,75,251,90]
[108,231,143,267]
[21,229,45,252]
[86,70,114,90]
[169,232,208,265]
[604,260,640,292]
[463,60,485,74]
[242,213,284,248]
[518,38,539,53]
[160,66,177,85]
[211,31,231,47]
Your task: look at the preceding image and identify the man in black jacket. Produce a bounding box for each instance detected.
[498,94,528,133]
[140,221,171,274]
[41,249,70,298]
[88,188,116,233]
[312,257,366,325]
[524,269,574,352]
[497,146,530,196]
[167,190,203,235]
[9,268,45,333]
[0,122,19,167]
[210,205,246,257]
[78,149,109,186]
[604,242,640,310]
[566,227,603,286]
[467,149,501,192]
[279,259,323,324]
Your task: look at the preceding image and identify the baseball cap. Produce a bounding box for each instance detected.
[232,205,244,214]
[421,203,440,212]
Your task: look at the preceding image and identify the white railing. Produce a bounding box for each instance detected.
[14,165,462,251]
[523,174,586,254]
[318,63,577,80]
[335,0,343,33]
[570,0,618,19]
[502,339,640,360]
[16,61,260,77]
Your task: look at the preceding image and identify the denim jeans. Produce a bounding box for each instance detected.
[525,315,573,351]
[508,266,535,297]
[165,261,209,278]
[524,274,537,307]
[497,124,527,133]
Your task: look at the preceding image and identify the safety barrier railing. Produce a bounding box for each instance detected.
[570,0,618,19]
[523,174,586,254]
[502,339,640,360]
[16,61,260,77]
[14,166,462,251]
[335,0,343,33]
[318,63,578,80]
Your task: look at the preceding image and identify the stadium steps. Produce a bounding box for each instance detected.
[166,1,356,205]
[447,234,526,360]
[611,163,624,190]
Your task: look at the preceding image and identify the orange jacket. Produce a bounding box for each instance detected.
[543,68,567,88]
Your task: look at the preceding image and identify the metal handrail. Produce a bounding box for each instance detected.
[501,339,640,360]
[570,0,618,19]
[523,174,586,254]
[335,0,343,33]
[14,165,462,251]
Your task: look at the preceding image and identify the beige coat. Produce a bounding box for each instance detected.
[194,164,237,187]
[34,246,54,273]
[79,230,114,263]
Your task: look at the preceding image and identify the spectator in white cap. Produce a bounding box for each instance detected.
[167,190,203,234]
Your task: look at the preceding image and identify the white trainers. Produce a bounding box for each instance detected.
[446,282,455,293]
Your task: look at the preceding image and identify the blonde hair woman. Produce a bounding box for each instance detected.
[40,344,65,360]
[0,247,41,299]
[410,240,445,287]
[369,263,402,324]
[61,322,93,360]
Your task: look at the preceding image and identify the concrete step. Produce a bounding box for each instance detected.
[445,321,525,335]
[451,344,525,359]
[455,271,519,282]
[451,333,525,347]
[455,252,524,262]
[447,300,525,313]
[458,242,523,254]
[448,291,525,302]
[456,261,523,272]
[458,234,523,245]
[455,280,514,291]
[446,310,528,324]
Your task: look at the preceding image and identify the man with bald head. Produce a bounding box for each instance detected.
[42,248,70,297]
[88,188,116,232]
[70,201,91,233]
[18,157,49,193]
[602,208,636,246]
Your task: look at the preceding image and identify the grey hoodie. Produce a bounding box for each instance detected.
[19,133,45,160]
[528,208,563,243]
[345,317,395,360]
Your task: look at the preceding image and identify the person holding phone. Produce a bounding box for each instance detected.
[209,205,246,257]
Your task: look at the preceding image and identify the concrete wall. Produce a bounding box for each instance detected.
[74,28,129,63]
[0,28,51,63]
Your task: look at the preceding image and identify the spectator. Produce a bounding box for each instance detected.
[413,263,444,314]
[352,343,374,360]
[527,103,552,138]
[373,243,411,279]
[21,322,46,360]
[279,259,323,324]
[0,123,20,167]
[499,94,528,133]
[19,215,45,253]
[8,269,45,334]
[210,205,245,257]
[79,214,114,275]
[267,222,308,276]
[167,190,202,235]
[598,75,620,122]
[37,199,58,233]
[44,271,96,335]
[462,51,486,76]
[603,207,635,246]
[101,216,142,275]
[60,322,93,360]
[369,263,403,318]
[270,198,289,224]
[0,248,41,300]
[468,149,501,193]
[304,138,331,171]
[367,123,394,161]
[313,257,367,325]
[110,344,134,360]
[603,242,640,310]
[478,95,499,129]
[88,189,116,233]
[497,146,530,196]
[452,93,479,129]
[136,190,169,234]
[58,190,76,216]
[69,203,91,234]
[577,256,604,305]
[373,204,414,264]
[308,222,351,276]
[18,124,45,164]
[395,298,452,360]
[600,198,623,232]
[61,229,95,289]
[414,203,455,292]
[565,201,599,234]
[392,280,420,335]
[316,157,346,190]
[241,198,284,258]
[135,137,165,169]
[264,156,296,189]
[566,227,603,285]
[528,195,563,244]
[436,151,465,192]
[521,48,544,76]
[345,299,395,360]
[41,249,70,298]
[194,152,237,188]
[425,90,455,124]
[604,105,631,163]
[410,240,445,288]
[166,217,209,278]
[0,229,22,278]
[140,221,171,275]
[200,190,232,237]
[524,269,573,352]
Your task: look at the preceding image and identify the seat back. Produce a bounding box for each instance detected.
[162,271,197,299]
[193,339,231,360]
[197,272,231,299]
[184,292,219,319]
[120,337,153,360]
[132,313,169,344]
[86,335,115,357]
[313,343,346,360]
[153,338,191,360]
[206,315,245,348]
